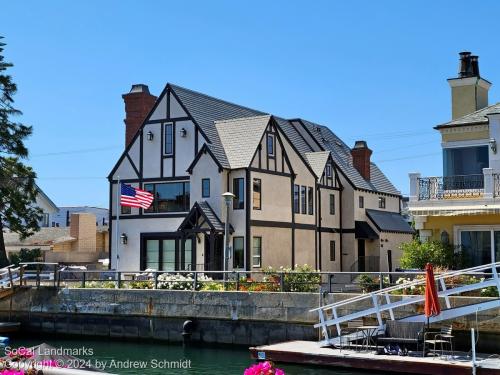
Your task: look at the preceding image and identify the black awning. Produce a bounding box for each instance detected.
[355,221,379,240]
[366,209,415,234]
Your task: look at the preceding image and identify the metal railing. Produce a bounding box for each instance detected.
[418,174,484,200]
[311,262,500,346]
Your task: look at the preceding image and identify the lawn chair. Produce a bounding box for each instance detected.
[339,319,364,351]
[424,324,454,357]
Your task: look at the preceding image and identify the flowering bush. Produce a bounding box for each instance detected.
[127,280,154,289]
[157,273,213,290]
[263,264,320,292]
[244,361,284,375]
[78,280,116,289]
[391,276,425,295]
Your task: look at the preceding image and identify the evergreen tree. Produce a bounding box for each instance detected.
[0,36,42,267]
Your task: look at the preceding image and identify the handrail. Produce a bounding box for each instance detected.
[310,261,500,312]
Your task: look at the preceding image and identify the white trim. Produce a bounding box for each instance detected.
[441,139,489,148]
[447,77,492,90]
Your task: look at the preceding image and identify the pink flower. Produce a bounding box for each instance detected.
[243,361,285,375]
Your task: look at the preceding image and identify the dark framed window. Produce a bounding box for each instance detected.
[202,178,210,198]
[233,178,244,209]
[252,237,262,268]
[233,237,245,269]
[164,123,173,155]
[329,194,335,215]
[293,184,300,213]
[143,236,195,271]
[379,197,386,209]
[308,187,313,215]
[121,205,131,215]
[253,178,261,210]
[301,186,307,214]
[330,240,336,261]
[359,196,364,208]
[325,165,332,177]
[144,182,190,213]
[267,134,275,156]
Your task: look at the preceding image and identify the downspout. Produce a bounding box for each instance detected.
[317,182,322,270]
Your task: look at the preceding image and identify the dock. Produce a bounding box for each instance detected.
[249,340,500,375]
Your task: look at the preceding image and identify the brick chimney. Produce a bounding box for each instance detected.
[448,52,491,120]
[122,84,157,147]
[351,140,372,181]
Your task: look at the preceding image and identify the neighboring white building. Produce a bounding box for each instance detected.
[108,84,412,273]
[35,184,58,228]
[51,206,108,227]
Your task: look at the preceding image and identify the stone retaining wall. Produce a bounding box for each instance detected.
[0,288,498,350]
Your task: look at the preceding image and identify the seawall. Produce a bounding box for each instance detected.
[0,288,498,351]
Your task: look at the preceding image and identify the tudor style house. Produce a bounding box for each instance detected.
[409,52,500,267]
[108,84,412,273]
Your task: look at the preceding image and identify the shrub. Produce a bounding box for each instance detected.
[9,248,42,266]
[80,280,116,289]
[480,286,499,297]
[399,240,459,270]
[157,273,213,290]
[358,274,378,293]
[263,264,320,292]
[127,280,153,289]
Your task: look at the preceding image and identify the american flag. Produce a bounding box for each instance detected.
[120,183,154,209]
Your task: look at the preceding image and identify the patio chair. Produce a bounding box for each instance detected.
[424,324,454,357]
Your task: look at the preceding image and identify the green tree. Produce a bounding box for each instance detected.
[399,239,457,270]
[0,37,42,267]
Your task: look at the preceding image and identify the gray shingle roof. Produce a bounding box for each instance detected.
[304,151,330,180]
[178,201,225,232]
[169,84,400,196]
[170,84,266,167]
[436,102,500,128]
[198,201,225,232]
[215,115,270,169]
[366,209,414,234]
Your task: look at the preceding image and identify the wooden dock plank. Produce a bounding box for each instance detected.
[249,341,500,375]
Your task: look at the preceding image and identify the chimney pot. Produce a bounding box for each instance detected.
[122,84,157,148]
[351,140,372,181]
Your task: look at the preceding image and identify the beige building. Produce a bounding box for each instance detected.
[409,52,500,267]
[109,84,412,273]
[4,213,109,265]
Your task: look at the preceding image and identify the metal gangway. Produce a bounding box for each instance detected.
[311,262,500,347]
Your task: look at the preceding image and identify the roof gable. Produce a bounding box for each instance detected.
[304,151,330,180]
[215,115,271,169]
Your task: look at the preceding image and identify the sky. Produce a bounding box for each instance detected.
[2,0,500,208]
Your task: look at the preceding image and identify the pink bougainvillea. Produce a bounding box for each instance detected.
[0,370,25,375]
[244,361,285,375]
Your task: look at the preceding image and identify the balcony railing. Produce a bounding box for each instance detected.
[417,174,484,200]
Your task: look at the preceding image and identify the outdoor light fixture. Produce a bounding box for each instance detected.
[147,131,154,141]
[180,128,187,137]
[120,233,128,245]
[489,138,497,154]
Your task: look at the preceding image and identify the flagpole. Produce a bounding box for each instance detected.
[115,176,120,271]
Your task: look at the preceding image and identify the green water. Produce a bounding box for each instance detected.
[2,336,381,375]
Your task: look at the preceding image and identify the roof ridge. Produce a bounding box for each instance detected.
[214,114,271,125]
[169,83,268,116]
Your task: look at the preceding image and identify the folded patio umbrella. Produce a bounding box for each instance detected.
[424,263,441,325]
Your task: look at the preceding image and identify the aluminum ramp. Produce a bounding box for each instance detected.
[312,262,500,347]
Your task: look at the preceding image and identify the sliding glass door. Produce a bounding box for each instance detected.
[458,227,500,267]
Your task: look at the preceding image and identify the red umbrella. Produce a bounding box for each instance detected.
[424,263,441,318]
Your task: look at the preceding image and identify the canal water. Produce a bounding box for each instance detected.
[3,336,383,375]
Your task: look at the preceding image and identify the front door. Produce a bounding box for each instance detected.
[357,239,366,272]
[204,234,223,271]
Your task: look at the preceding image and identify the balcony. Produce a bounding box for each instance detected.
[409,168,500,203]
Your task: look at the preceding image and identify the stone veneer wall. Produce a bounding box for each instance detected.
[0,289,499,351]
